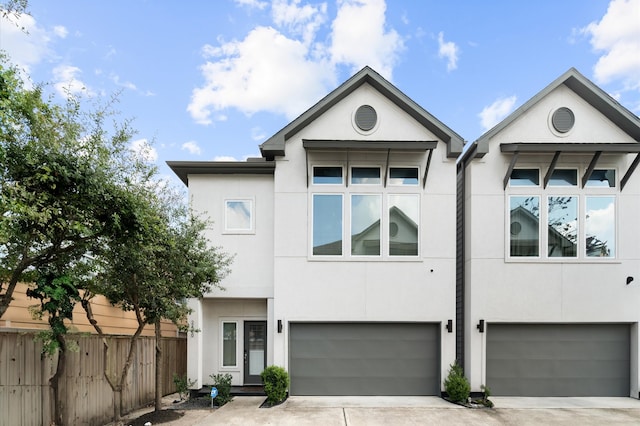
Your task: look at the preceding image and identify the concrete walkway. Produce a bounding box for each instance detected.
[114,395,640,425]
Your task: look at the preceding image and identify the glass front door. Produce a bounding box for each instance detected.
[244,321,267,384]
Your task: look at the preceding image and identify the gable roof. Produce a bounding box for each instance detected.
[260,66,465,159]
[461,68,640,163]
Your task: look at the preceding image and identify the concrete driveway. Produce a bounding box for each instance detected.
[178,395,640,426]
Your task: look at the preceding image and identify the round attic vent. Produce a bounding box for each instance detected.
[355,105,377,131]
[551,107,575,133]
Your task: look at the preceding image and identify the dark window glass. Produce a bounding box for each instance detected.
[313,167,343,184]
[548,169,577,186]
[510,169,539,186]
[351,167,381,184]
[389,167,419,185]
[586,169,616,187]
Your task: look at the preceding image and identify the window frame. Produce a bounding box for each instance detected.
[310,162,421,260]
[220,320,238,369]
[506,164,618,263]
[224,198,255,234]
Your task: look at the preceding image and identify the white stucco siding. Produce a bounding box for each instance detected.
[189,174,274,298]
[496,85,635,144]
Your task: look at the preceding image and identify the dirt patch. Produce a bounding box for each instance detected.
[126,410,185,425]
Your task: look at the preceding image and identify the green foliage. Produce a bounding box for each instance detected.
[260,365,289,406]
[444,362,470,403]
[210,373,233,405]
[173,374,196,401]
[480,384,494,408]
[26,273,81,356]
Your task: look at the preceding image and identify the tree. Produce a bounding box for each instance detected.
[81,182,231,419]
[0,56,146,319]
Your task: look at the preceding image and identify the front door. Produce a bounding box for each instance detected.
[244,321,267,384]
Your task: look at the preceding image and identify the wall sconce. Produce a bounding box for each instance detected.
[477,319,485,333]
[277,320,283,333]
[446,319,453,333]
[627,276,634,285]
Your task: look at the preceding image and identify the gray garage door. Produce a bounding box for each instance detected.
[289,322,440,396]
[487,323,630,396]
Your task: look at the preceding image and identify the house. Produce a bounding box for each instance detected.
[458,68,640,397]
[169,66,463,395]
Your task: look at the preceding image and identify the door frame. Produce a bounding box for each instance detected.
[244,320,267,384]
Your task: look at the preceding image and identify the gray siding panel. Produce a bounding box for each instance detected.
[487,323,630,396]
[289,323,440,396]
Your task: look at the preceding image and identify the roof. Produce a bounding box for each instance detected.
[167,159,275,185]
[460,68,640,164]
[260,66,465,159]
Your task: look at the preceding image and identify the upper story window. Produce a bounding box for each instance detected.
[313,166,343,184]
[509,168,540,186]
[311,164,420,259]
[389,167,419,186]
[508,167,616,260]
[225,199,254,233]
[351,167,381,185]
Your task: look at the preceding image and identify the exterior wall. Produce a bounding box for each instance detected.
[189,174,274,298]
[187,174,274,386]
[463,85,640,394]
[1,282,179,337]
[270,83,458,388]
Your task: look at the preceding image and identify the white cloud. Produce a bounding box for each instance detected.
[581,0,640,91]
[479,96,517,131]
[188,26,335,124]
[330,0,404,79]
[189,0,404,125]
[182,141,202,155]
[251,127,266,141]
[437,31,459,71]
[130,139,158,163]
[53,25,68,38]
[214,155,239,161]
[0,12,52,75]
[234,0,268,9]
[110,73,137,91]
[272,0,327,46]
[53,64,94,98]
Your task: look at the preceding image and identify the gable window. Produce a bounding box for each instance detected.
[221,321,237,368]
[313,166,343,184]
[508,167,616,260]
[225,199,253,233]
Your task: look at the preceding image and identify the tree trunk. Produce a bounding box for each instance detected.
[155,319,162,411]
[49,334,67,426]
[0,269,23,319]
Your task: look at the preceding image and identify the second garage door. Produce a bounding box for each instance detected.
[289,322,440,396]
[487,323,630,396]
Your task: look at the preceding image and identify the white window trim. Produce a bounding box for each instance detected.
[223,198,255,234]
[220,320,239,369]
[505,164,619,263]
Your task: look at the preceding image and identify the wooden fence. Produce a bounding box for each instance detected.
[0,331,187,425]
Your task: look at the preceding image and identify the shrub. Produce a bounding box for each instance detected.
[173,373,196,401]
[210,373,233,405]
[261,365,290,406]
[444,362,470,403]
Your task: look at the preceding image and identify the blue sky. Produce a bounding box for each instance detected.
[1,0,639,187]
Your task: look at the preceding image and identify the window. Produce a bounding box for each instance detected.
[222,322,237,367]
[313,166,343,184]
[351,194,381,255]
[225,199,253,232]
[586,196,615,257]
[508,167,616,260]
[389,167,419,185]
[586,169,615,187]
[509,169,539,186]
[351,167,381,185]
[311,164,420,259]
[312,194,343,255]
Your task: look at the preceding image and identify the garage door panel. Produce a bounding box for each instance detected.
[290,323,440,396]
[487,324,630,397]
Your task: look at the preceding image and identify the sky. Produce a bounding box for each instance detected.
[1,0,639,188]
